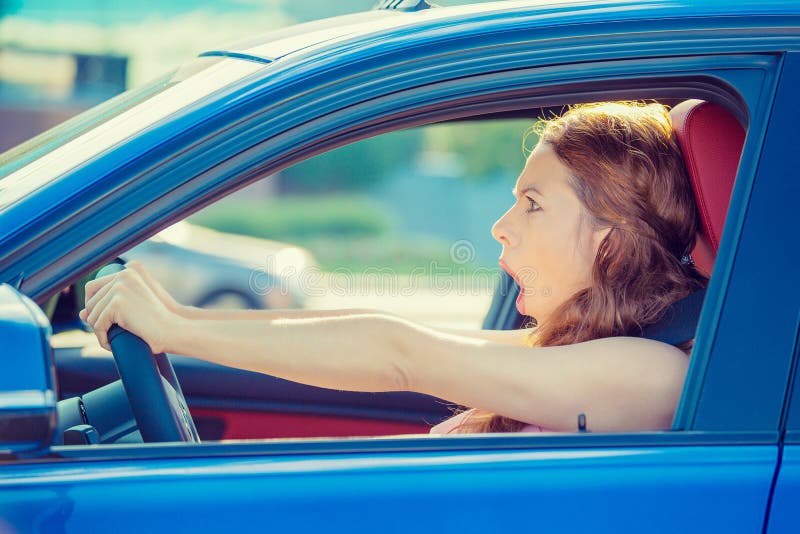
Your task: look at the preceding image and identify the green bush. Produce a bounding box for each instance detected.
[189,196,496,275]
[189,195,392,241]
[297,235,490,274]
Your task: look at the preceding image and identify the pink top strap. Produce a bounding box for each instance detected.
[429,408,556,434]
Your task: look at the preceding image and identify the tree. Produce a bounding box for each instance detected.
[279,127,425,193]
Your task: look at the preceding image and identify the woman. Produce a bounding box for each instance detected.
[80,101,707,435]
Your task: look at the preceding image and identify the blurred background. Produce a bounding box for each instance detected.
[1,0,536,329]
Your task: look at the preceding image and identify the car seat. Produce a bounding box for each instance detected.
[669,99,746,277]
[635,99,746,344]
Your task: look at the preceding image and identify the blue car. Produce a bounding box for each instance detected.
[1,0,799,531]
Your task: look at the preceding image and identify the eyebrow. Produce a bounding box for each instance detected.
[512,185,545,198]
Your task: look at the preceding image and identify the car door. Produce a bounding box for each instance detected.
[761,50,800,526]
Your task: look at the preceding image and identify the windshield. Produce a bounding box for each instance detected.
[0,56,263,211]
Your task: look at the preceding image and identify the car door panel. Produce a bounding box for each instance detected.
[766,445,800,534]
[0,442,778,533]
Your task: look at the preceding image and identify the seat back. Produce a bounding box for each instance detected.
[669,100,746,275]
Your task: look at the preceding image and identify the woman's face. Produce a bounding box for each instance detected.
[492,143,610,324]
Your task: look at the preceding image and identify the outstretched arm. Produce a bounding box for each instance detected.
[82,266,688,433]
[125,260,533,346]
[168,315,686,432]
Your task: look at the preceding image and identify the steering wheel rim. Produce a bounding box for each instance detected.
[96,263,200,443]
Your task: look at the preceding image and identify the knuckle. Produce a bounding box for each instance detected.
[120,270,139,286]
[128,261,144,274]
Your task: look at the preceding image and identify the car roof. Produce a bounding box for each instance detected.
[203,0,800,63]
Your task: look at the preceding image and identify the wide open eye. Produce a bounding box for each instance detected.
[526,197,542,213]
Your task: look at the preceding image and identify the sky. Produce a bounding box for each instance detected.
[0,1,491,88]
[1,0,487,23]
[0,1,372,86]
[5,0,256,22]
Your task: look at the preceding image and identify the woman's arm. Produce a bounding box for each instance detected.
[125,260,534,345]
[168,315,685,432]
[82,267,687,433]
[435,326,535,346]
[178,305,387,321]
[125,260,379,322]
[178,306,534,347]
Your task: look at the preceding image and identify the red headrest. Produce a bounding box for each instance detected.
[669,100,745,276]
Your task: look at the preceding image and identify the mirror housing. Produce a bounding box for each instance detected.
[0,284,57,457]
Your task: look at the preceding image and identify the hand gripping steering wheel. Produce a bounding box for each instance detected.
[95,263,200,443]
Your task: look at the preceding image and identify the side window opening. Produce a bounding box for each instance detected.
[48,94,747,446]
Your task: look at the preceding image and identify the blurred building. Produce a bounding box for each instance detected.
[0,47,127,151]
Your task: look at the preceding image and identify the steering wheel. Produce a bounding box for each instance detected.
[95,263,200,443]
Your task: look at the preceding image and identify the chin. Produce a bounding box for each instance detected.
[522,297,556,324]
[518,297,537,319]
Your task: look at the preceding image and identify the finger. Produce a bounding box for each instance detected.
[125,260,146,276]
[84,272,119,304]
[86,284,121,342]
[86,271,149,324]
[84,279,116,319]
[93,309,111,351]
[86,282,117,329]
[91,295,120,351]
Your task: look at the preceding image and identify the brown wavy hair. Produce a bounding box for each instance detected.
[457,101,709,433]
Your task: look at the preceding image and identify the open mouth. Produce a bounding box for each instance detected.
[498,258,526,316]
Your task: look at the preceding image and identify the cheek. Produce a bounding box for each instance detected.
[517,223,561,285]
[521,218,587,288]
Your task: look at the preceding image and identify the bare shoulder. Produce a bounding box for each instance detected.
[564,336,691,389]
[560,336,690,374]
[409,331,690,431]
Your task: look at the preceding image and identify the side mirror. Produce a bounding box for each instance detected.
[0,284,57,458]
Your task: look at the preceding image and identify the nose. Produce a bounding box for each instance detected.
[492,206,516,247]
